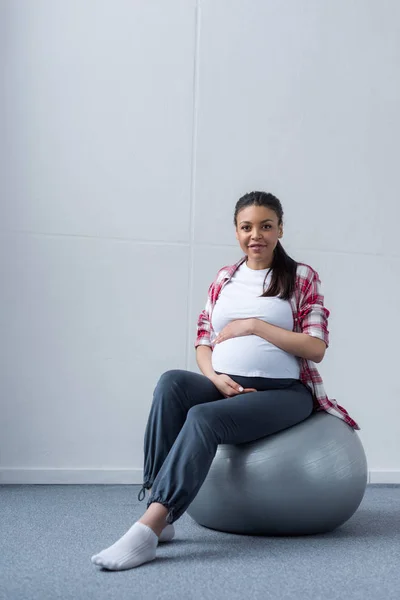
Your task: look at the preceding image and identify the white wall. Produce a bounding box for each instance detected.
[1,0,399,484]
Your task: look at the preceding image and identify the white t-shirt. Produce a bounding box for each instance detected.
[211,260,300,378]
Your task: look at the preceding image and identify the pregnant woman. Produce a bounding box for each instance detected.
[91,190,358,571]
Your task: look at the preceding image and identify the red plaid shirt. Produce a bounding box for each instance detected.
[194,255,359,430]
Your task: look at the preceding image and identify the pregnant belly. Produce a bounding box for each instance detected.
[211,336,299,377]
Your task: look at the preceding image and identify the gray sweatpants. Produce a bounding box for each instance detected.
[137,369,314,524]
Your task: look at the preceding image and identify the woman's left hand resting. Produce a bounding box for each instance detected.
[214,319,254,345]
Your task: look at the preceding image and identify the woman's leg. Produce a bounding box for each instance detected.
[92,373,313,570]
[91,369,225,570]
[138,369,225,501]
[145,375,314,526]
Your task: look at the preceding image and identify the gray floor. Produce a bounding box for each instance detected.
[1,484,399,600]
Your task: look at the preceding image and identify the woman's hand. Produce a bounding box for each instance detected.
[210,373,257,398]
[214,318,254,345]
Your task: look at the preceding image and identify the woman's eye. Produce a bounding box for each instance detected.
[241,225,271,230]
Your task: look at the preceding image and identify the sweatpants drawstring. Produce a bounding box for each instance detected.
[138,485,146,502]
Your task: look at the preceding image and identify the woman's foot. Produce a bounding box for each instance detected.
[91,521,158,571]
[158,523,175,543]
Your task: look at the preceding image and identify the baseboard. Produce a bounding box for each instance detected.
[0,468,143,484]
[368,470,400,484]
[1,469,400,485]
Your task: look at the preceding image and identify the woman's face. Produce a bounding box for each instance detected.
[235,205,283,270]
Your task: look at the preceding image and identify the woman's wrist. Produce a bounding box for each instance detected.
[196,345,218,381]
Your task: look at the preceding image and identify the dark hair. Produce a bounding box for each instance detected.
[234,191,297,300]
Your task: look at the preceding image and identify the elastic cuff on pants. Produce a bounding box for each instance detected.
[147,497,175,524]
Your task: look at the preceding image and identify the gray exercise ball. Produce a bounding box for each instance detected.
[187,411,368,535]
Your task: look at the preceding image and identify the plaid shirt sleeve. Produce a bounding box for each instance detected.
[194,283,214,348]
[297,270,330,347]
[295,264,360,430]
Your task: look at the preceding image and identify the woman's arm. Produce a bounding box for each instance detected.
[250,319,327,363]
[196,346,217,380]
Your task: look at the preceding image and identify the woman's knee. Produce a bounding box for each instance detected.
[154,369,216,412]
[152,370,189,406]
[156,369,187,390]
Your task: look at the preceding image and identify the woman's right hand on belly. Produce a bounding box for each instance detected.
[210,374,257,399]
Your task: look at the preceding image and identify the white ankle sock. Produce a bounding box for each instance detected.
[91,522,158,571]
